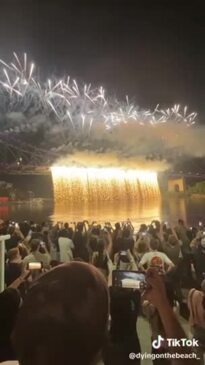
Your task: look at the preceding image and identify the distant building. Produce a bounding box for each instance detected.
[168,177,186,193]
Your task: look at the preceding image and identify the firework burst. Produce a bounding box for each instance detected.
[0,53,201,166]
[0,53,197,136]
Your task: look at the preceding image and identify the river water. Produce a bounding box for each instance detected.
[1,196,205,228]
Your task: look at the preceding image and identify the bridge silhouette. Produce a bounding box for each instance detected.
[167,172,205,179]
[0,164,205,179]
[0,164,51,175]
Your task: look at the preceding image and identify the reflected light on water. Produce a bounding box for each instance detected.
[1,197,205,228]
[52,200,161,226]
[0,205,9,220]
[168,197,187,225]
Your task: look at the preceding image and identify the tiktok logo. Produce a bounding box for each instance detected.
[152,335,164,349]
[152,336,199,350]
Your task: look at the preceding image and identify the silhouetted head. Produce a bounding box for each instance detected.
[115,222,121,230]
[58,229,69,238]
[122,228,130,239]
[122,237,134,252]
[150,238,160,251]
[137,240,149,254]
[7,247,21,262]
[168,234,178,246]
[13,262,109,365]
[30,239,40,252]
[139,224,147,233]
[91,227,100,236]
[76,222,84,232]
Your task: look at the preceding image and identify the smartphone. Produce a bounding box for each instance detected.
[112,270,146,290]
[28,262,42,270]
[15,223,19,229]
[120,251,127,256]
[199,221,203,227]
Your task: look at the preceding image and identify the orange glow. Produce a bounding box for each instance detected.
[51,166,160,203]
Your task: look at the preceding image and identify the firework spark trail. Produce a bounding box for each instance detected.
[0,53,197,135]
[1,53,203,166]
[51,165,160,203]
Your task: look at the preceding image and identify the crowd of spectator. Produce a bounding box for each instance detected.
[0,217,205,365]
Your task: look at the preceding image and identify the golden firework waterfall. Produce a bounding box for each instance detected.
[51,166,160,203]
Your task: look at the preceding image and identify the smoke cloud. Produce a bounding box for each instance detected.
[90,121,205,158]
[54,150,170,171]
[2,111,205,171]
[53,122,205,171]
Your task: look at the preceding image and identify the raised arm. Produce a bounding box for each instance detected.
[138,253,148,271]
[106,230,113,257]
[158,221,164,241]
[83,220,88,233]
[170,224,179,241]
[8,270,30,289]
[14,225,25,240]
[127,218,134,233]
[143,269,199,365]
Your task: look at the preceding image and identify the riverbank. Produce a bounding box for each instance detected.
[164,191,205,199]
[0,198,52,206]
[190,193,205,199]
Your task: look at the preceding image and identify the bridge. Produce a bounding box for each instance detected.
[0,164,51,175]
[0,134,58,168]
[0,164,205,179]
[167,172,205,179]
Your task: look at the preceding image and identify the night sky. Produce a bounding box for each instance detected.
[0,0,204,119]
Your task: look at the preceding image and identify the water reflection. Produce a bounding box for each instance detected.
[165,197,187,224]
[0,201,53,223]
[52,199,161,226]
[1,196,205,227]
